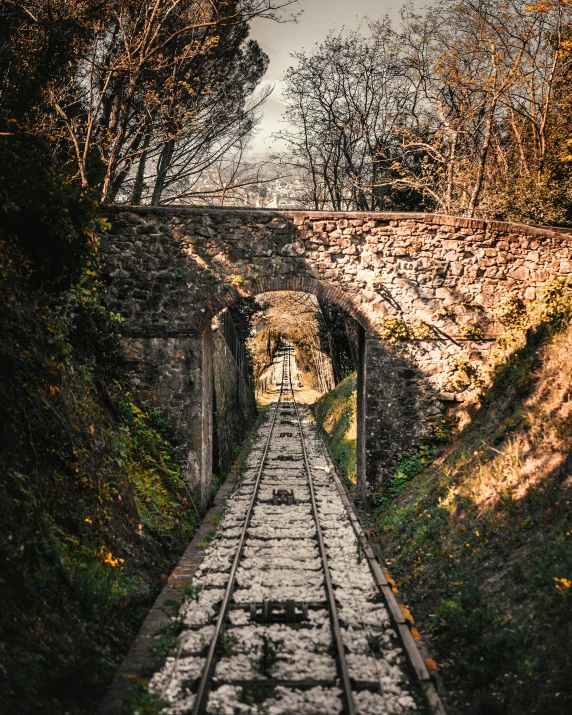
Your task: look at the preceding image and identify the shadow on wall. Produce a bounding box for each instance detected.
[211,321,257,479]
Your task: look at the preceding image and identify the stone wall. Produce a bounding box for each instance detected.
[122,323,256,509]
[122,328,213,509]
[101,207,572,495]
[101,207,572,338]
[212,320,257,478]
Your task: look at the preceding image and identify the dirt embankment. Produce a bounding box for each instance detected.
[374,302,572,714]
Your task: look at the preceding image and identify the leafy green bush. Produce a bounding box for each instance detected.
[371,444,435,512]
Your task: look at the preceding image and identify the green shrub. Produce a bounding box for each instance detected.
[379,317,412,341]
[371,445,435,512]
[313,373,357,485]
[0,238,197,714]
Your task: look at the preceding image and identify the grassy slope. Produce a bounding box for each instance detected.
[376,322,572,714]
[312,372,357,484]
[315,325,572,714]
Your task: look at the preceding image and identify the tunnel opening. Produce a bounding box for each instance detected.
[211,289,365,495]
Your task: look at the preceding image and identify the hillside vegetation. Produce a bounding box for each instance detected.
[0,3,273,708]
[0,142,197,713]
[373,285,572,715]
[313,373,357,485]
[315,285,572,714]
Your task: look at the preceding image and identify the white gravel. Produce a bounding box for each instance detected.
[148,348,419,714]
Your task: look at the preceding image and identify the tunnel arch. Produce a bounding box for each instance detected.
[200,275,373,333]
[211,284,368,505]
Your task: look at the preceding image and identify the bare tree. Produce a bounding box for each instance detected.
[397,0,572,215]
[276,19,420,211]
[144,83,273,204]
[12,0,297,201]
[253,292,336,392]
[155,131,283,205]
[279,0,572,218]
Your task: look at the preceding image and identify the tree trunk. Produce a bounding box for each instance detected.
[131,134,152,205]
[467,99,497,217]
[107,131,145,203]
[445,129,458,213]
[151,139,175,205]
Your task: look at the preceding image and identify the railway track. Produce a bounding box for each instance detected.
[149,343,442,714]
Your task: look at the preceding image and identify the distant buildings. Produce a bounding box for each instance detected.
[182,169,310,209]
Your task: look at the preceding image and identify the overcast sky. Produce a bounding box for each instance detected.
[248,0,409,153]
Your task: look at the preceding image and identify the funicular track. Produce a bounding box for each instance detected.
[149,342,444,714]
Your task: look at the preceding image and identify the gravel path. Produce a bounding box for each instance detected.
[148,346,421,714]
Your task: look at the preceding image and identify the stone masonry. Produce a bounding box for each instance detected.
[212,319,257,478]
[100,206,572,496]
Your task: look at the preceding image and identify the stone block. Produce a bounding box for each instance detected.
[510,266,530,281]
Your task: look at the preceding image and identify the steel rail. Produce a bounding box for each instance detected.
[285,343,358,715]
[191,346,289,715]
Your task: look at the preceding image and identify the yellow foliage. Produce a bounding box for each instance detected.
[399,604,415,624]
[425,657,438,674]
[103,552,124,567]
[554,577,571,591]
[379,317,412,342]
[525,2,558,12]
[384,569,399,594]
[411,321,433,339]
[226,274,244,287]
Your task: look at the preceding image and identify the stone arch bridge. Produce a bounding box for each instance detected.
[101,206,572,506]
